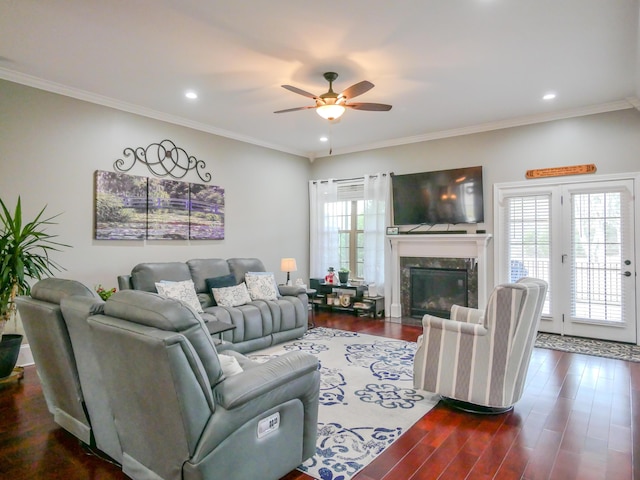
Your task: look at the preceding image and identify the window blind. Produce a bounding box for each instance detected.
[505,194,551,316]
[337,182,364,201]
[570,190,626,323]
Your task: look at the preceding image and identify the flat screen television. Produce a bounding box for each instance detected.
[391,166,484,225]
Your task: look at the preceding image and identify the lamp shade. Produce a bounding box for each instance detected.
[280,258,297,272]
[316,104,345,120]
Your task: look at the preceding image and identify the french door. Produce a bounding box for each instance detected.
[496,177,637,344]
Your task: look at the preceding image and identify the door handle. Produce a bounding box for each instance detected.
[622,271,631,277]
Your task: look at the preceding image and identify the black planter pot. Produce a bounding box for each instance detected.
[338,272,349,285]
[0,334,23,379]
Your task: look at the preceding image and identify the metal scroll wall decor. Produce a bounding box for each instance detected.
[114,139,212,182]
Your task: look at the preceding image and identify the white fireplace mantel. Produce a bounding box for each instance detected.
[386,233,492,319]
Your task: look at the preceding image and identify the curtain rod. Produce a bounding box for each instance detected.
[311,172,392,185]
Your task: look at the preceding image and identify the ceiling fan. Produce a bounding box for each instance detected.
[274,72,392,121]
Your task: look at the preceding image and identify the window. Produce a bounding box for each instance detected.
[310,173,390,293]
[326,182,364,278]
[337,200,364,278]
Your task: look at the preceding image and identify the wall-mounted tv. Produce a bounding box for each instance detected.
[391,166,484,225]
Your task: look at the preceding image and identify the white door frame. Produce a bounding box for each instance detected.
[494,172,640,346]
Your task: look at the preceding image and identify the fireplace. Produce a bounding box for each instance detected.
[400,256,477,321]
[386,233,492,322]
[410,267,468,318]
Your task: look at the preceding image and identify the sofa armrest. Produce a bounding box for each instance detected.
[278,285,305,296]
[117,275,133,290]
[213,351,318,409]
[422,314,488,336]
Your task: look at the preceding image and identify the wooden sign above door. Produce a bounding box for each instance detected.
[526,164,596,179]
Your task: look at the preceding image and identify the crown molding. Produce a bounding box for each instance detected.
[317,98,638,159]
[2,67,636,163]
[0,67,308,159]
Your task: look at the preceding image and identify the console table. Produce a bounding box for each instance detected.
[313,283,385,318]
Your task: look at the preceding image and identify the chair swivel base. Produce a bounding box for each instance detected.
[440,396,513,415]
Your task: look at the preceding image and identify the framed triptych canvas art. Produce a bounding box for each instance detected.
[94,170,224,240]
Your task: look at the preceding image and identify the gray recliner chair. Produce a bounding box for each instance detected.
[60,290,123,463]
[88,290,320,480]
[15,278,122,462]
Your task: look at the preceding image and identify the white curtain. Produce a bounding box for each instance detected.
[309,179,339,279]
[363,173,391,299]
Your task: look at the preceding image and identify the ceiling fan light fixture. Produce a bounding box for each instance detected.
[316,104,346,120]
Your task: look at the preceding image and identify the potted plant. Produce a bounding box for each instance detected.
[338,268,349,285]
[0,197,69,379]
[95,285,117,301]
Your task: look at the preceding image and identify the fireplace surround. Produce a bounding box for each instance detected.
[387,233,492,322]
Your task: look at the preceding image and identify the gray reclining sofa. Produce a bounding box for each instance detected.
[118,257,308,353]
[15,278,122,463]
[89,290,320,480]
[18,278,320,480]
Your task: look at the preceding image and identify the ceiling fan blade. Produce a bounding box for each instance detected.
[281,85,318,99]
[346,102,392,111]
[274,106,317,114]
[339,80,374,100]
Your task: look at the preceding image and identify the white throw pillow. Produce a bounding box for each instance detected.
[212,282,252,307]
[245,272,279,301]
[247,271,281,293]
[155,279,204,313]
[218,354,243,377]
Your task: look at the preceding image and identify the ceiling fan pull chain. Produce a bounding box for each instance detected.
[329,122,333,155]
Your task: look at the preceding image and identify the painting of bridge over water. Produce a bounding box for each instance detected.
[94,170,225,240]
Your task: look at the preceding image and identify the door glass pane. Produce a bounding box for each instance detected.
[506,195,551,315]
[571,191,623,323]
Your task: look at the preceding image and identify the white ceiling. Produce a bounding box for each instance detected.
[1,0,639,160]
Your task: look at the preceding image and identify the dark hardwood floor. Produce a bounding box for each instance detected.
[1,311,637,479]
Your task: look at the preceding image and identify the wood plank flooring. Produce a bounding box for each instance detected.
[1,311,637,479]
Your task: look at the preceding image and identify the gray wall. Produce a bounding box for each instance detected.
[309,108,640,286]
[0,79,311,292]
[3,76,640,299]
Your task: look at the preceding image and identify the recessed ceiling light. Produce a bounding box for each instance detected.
[543,93,556,101]
[185,91,198,100]
[320,136,328,142]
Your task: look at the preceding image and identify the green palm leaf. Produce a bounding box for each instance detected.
[0,197,70,329]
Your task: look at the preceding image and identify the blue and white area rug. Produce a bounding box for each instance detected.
[250,327,438,480]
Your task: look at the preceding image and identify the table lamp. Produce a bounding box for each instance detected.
[280,258,297,286]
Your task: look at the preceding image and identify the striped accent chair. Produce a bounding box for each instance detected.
[413,277,548,413]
